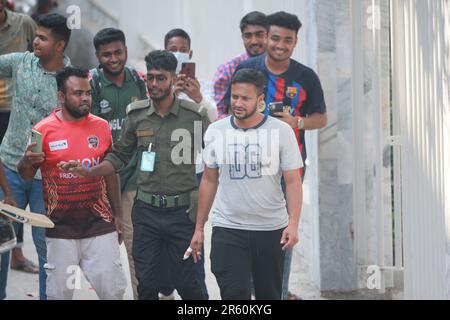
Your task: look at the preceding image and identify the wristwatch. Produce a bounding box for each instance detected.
[296,116,304,129]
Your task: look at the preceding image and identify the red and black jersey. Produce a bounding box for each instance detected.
[34,110,115,239]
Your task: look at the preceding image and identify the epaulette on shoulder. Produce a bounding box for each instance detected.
[179,99,207,117]
[126,99,149,115]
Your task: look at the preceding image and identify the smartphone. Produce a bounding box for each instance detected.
[180,62,196,79]
[30,129,42,153]
[268,102,284,115]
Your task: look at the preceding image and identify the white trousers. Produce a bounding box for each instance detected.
[45,231,127,300]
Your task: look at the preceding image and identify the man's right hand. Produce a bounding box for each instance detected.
[23,143,45,168]
[183,229,204,263]
[57,161,91,178]
[174,74,187,96]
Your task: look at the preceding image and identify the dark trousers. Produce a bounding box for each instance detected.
[132,199,206,300]
[158,172,209,298]
[211,227,285,300]
[159,244,208,298]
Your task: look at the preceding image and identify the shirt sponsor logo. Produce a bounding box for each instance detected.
[49,140,68,152]
[88,136,99,150]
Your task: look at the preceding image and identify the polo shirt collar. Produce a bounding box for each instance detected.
[98,67,133,88]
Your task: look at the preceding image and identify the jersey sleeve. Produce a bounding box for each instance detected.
[301,69,327,116]
[104,113,137,172]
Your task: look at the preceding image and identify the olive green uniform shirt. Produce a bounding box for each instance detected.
[105,96,210,196]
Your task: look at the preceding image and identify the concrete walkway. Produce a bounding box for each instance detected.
[4,222,319,300]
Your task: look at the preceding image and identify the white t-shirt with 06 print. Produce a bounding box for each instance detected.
[203,115,303,231]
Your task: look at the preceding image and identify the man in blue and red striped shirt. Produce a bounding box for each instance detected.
[225,11,328,300]
[212,11,268,118]
[226,11,328,175]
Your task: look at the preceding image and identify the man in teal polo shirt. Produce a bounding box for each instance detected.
[90,28,147,300]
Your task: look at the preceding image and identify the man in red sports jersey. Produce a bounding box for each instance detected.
[17,67,126,300]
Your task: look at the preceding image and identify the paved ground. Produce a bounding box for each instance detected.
[4,222,319,300]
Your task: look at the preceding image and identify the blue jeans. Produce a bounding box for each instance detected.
[280,166,306,300]
[0,166,47,300]
[0,249,10,300]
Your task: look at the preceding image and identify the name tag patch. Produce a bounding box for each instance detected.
[49,140,68,152]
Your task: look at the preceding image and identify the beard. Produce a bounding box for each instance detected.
[247,44,265,57]
[150,87,172,102]
[65,103,90,119]
[232,105,258,120]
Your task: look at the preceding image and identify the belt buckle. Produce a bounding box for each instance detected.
[160,195,167,208]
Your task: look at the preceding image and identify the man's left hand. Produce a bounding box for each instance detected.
[280,224,299,250]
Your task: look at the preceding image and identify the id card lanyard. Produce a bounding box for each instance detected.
[140,142,156,172]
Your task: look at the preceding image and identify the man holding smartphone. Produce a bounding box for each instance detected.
[224,11,328,300]
[18,67,126,300]
[162,28,217,300]
[165,28,217,123]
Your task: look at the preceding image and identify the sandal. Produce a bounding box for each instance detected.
[11,259,39,274]
[287,291,302,300]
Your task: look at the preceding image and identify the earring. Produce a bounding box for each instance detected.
[257,100,266,113]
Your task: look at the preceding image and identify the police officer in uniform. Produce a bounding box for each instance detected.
[58,50,210,300]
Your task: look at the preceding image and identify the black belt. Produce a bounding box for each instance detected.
[137,189,190,208]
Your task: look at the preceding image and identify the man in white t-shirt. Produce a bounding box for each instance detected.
[186,68,303,300]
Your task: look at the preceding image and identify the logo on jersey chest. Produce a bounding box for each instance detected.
[286,87,298,99]
[88,136,99,150]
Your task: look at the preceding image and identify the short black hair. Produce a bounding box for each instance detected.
[36,13,71,49]
[267,11,302,34]
[240,11,268,33]
[231,68,266,94]
[144,50,177,73]
[93,28,126,51]
[56,67,89,93]
[164,28,191,49]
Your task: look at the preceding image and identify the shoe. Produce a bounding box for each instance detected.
[159,292,175,300]
[11,258,39,274]
[287,291,302,300]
